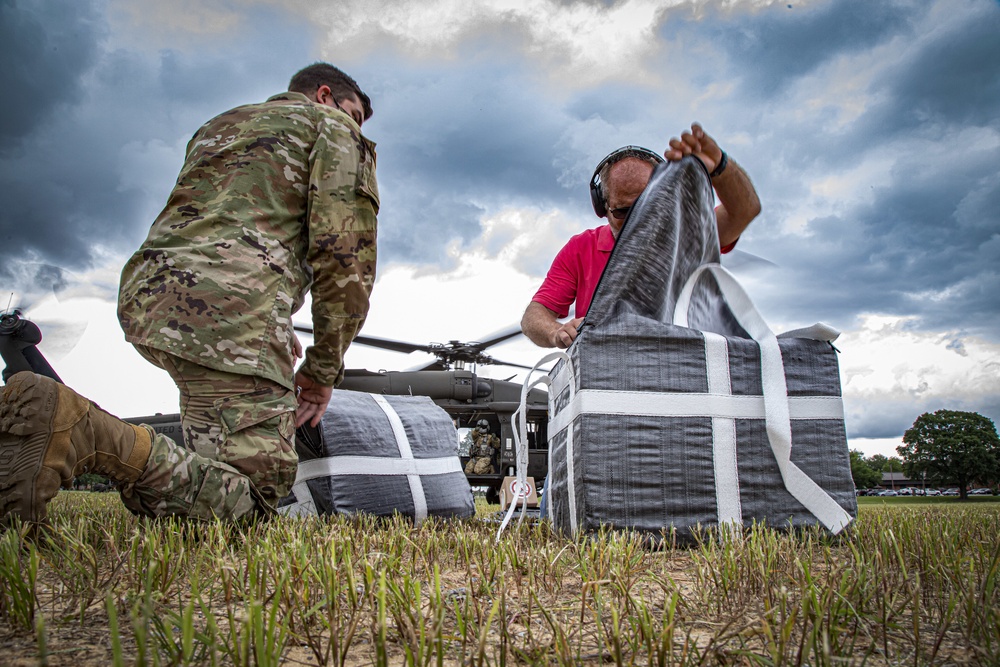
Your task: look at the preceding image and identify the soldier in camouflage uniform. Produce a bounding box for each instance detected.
[464,420,499,476]
[0,63,378,526]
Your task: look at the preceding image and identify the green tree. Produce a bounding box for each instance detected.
[458,429,474,457]
[850,450,882,489]
[898,410,1000,500]
[866,454,903,473]
[866,454,887,471]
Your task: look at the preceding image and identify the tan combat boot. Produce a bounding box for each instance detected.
[0,372,152,525]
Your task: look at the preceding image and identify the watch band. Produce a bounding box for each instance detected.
[709,150,728,178]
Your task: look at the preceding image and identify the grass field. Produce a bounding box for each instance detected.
[1,493,998,666]
[857,495,1000,506]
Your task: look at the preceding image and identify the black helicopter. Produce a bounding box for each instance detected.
[0,310,549,503]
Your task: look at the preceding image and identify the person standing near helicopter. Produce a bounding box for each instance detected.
[0,62,378,526]
[521,124,760,349]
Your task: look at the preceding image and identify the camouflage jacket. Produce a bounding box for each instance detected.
[118,92,378,389]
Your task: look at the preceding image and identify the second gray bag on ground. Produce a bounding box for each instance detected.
[278,390,475,523]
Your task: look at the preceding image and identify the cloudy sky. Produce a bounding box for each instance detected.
[2,0,998,458]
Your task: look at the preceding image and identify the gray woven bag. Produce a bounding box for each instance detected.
[531,157,857,540]
[278,390,474,524]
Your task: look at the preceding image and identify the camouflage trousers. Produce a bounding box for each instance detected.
[121,346,298,521]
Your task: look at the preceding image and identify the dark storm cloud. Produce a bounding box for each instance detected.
[665,0,1000,346]
[651,1,998,173]
[873,3,1000,133]
[0,0,102,150]
[789,1,1000,171]
[347,54,582,266]
[0,1,314,290]
[565,86,653,127]
[677,0,922,97]
[3,0,996,363]
[743,122,1000,340]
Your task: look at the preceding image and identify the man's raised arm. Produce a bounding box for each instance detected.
[666,123,760,248]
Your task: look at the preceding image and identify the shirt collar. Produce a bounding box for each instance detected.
[266,91,312,104]
[266,92,364,132]
[597,224,616,252]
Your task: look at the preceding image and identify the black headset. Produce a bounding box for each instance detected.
[589,145,665,217]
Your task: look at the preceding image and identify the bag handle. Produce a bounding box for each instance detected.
[496,351,572,540]
[674,264,852,534]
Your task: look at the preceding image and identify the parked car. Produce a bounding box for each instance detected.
[879,490,898,497]
[942,488,959,496]
[924,489,941,496]
[897,488,913,496]
[969,488,994,495]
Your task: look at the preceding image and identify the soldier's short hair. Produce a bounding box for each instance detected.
[288,62,373,121]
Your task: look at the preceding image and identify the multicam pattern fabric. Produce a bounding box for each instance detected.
[118,91,379,390]
[463,428,499,475]
[134,345,298,505]
[120,428,260,522]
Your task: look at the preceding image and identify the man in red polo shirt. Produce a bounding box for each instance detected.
[521,124,761,348]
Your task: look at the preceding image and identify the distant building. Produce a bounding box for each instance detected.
[881,472,910,488]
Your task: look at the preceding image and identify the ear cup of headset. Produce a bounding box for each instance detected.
[589,145,664,217]
[590,177,607,217]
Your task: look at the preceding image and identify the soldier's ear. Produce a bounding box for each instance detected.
[314,85,333,106]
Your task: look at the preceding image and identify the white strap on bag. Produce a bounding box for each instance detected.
[674,263,853,534]
[371,394,429,526]
[547,392,845,432]
[703,331,742,527]
[496,351,572,541]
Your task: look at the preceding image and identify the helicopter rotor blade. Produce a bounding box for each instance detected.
[403,357,449,372]
[469,324,523,350]
[353,334,436,354]
[294,324,437,355]
[293,322,530,372]
[481,356,535,371]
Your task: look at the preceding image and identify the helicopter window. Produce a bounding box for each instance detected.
[525,417,548,449]
[456,417,503,457]
[457,427,473,456]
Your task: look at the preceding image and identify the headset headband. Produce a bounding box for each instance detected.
[589,145,664,217]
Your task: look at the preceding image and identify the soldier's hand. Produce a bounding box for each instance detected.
[294,371,333,428]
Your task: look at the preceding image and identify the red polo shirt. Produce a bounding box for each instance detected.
[532,224,736,319]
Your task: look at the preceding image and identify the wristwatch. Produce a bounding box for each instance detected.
[709,151,728,178]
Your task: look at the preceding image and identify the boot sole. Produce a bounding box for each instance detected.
[0,372,58,525]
